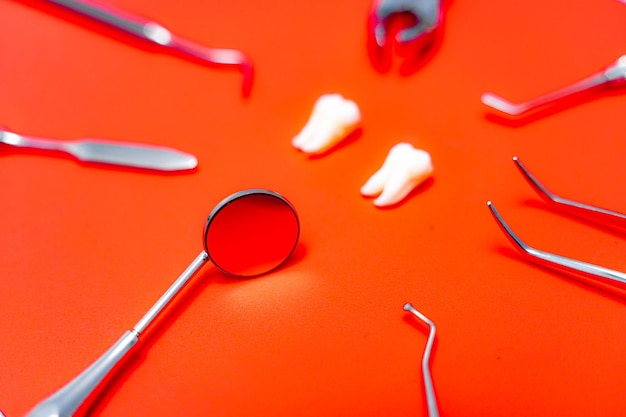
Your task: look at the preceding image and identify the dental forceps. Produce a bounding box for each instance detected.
[368,0,443,68]
[403,303,439,417]
[482,55,626,116]
[41,0,254,96]
[488,157,626,290]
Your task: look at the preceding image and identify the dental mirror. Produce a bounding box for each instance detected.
[205,190,300,277]
[27,189,299,417]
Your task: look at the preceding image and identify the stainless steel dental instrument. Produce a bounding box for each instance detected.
[512,156,626,229]
[26,190,300,417]
[368,0,443,69]
[370,0,442,49]
[403,302,439,417]
[41,0,254,96]
[482,55,626,116]
[0,127,197,171]
[488,157,626,290]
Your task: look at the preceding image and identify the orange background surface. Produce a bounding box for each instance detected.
[2,0,626,416]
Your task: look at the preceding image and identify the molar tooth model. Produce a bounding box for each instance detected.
[292,94,361,155]
[361,142,433,207]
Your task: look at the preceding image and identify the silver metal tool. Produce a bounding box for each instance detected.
[0,128,197,171]
[403,302,439,417]
[26,190,300,417]
[482,55,626,116]
[370,0,442,49]
[42,0,254,96]
[367,0,443,72]
[488,157,626,290]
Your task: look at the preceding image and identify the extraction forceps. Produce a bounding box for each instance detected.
[482,55,626,116]
[41,0,254,96]
[368,0,443,68]
[403,302,439,417]
[488,157,626,291]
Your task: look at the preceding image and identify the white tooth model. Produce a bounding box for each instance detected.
[292,94,361,154]
[361,142,433,207]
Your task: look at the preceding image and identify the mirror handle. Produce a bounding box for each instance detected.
[27,330,139,417]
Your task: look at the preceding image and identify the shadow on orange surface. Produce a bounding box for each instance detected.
[496,245,626,303]
[522,198,626,239]
[401,310,440,417]
[304,127,364,160]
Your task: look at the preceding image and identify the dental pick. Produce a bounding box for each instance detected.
[41,0,254,96]
[482,55,626,116]
[403,302,439,417]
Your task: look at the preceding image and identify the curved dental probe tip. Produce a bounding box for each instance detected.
[403,302,440,417]
[480,92,527,116]
[487,200,626,289]
[167,35,254,97]
[481,55,626,116]
[512,156,626,229]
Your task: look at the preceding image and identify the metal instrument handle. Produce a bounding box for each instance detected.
[44,0,171,45]
[26,330,139,417]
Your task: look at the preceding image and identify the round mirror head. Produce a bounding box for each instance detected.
[203,189,300,277]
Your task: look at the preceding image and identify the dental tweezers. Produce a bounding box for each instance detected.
[488,157,626,289]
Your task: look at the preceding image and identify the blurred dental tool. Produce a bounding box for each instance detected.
[0,127,197,172]
[368,0,444,72]
[370,0,442,49]
[42,0,254,96]
[361,142,433,207]
[482,55,626,116]
[292,94,361,155]
[403,302,439,417]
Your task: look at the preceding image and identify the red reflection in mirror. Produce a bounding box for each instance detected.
[204,190,300,277]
